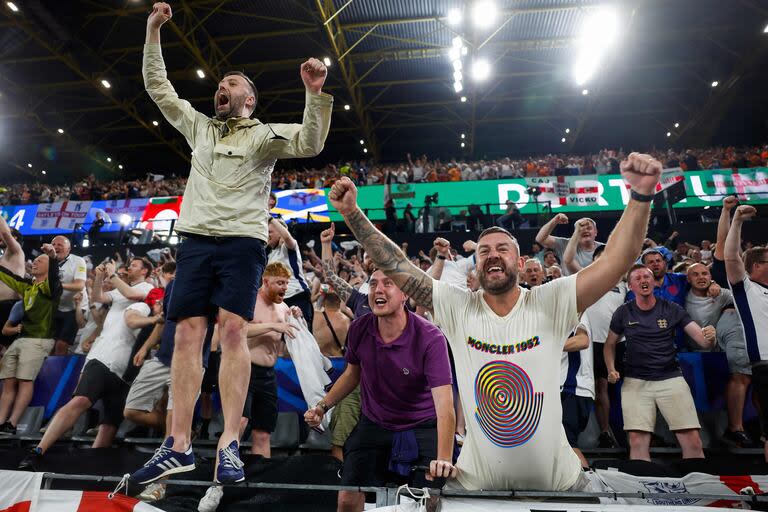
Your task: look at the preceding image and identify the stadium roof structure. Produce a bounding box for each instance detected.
[0,0,767,181]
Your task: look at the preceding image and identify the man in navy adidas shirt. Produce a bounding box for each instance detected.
[724,205,768,461]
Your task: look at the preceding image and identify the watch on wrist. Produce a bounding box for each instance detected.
[437,255,447,260]
[630,189,655,203]
[317,400,330,413]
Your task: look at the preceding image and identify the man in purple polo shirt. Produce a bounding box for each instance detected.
[305,269,455,512]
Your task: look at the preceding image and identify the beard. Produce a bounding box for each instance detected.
[214,93,247,120]
[478,258,517,295]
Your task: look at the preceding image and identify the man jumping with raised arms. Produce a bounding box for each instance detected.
[131,2,332,486]
[327,153,661,491]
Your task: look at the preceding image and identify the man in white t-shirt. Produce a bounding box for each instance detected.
[536,215,604,276]
[724,205,768,461]
[560,324,592,468]
[328,152,662,491]
[19,257,159,470]
[51,236,88,356]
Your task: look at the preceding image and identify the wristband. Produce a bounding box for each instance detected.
[437,255,447,260]
[317,400,330,413]
[630,189,655,203]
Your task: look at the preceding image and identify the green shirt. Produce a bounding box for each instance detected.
[0,262,61,339]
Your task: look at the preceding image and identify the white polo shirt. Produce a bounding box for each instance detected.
[730,276,768,363]
[57,254,87,312]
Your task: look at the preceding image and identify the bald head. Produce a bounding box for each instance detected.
[51,236,71,260]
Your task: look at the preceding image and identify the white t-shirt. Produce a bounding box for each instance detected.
[268,243,309,299]
[551,237,605,276]
[429,256,475,290]
[729,276,768,363]
[57,254,88,312]
[560,322,595,399]
[432,275,582,491]
[581,281,627,344]
[86,282,153,378]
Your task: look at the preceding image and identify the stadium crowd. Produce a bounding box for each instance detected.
[0,184,765,507]
[2,143,767,206]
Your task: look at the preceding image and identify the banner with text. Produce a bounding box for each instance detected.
[324,168,768,221]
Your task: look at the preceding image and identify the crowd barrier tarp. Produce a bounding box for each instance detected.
[372,470,768,511]
[0,470,162,511]
[2,168,766,234]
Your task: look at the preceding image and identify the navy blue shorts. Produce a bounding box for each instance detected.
[166,234,266,322]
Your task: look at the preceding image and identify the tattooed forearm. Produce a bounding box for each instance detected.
[344,207,434,309]
[322,259,353,303]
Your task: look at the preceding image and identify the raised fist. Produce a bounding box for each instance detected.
[554,213,569,225]
[733,205,756,221]
[434,237,450,257]
[620,152,662,196]
[320,223,335,244]
[300,58,327,95]
[328,177,358,216]
[722,196,738,211]
[148,2,172,30]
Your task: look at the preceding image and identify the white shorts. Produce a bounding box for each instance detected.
[124,359,172,412]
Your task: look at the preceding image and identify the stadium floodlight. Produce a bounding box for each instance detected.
[582,89,589,95]
[471,58,491,81]
[674,122,680,128]
[27,163,32,168]
[448,46,461,61]
[119,214,132,226]
[573,7,619,86]
[41,170,46,175]
[561,138,566,143]
[344,104,351,111]
[711,80,719,88]
[460,96,467,103]
[666,132,671,137]
[359,139,365,145]
[57,128,64,134]
[152,120,159,126]
[363,148,368,153]
[101,79,111,89]
[323,57,332,67]
[452,36,463,48]
[565,128,570,134]
[107,157,112,162]
[454,81,464,93]
[6,2,19,12]
[447,8,462,25]
[472,1,497,29]
[118,164,124,169]
[461,133,466,139]
[452,59,463,72]
[453,71,463,82]
[764,23,768,33]
[196,69,205,79]
[461,142,466,148]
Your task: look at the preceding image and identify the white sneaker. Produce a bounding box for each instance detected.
[198,485,223,512]
[138,482,166,502]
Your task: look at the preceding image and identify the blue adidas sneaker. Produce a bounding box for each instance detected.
[130,436,195,485]
[215,440,245,484]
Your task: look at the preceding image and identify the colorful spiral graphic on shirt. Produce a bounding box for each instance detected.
[474,360,543,448]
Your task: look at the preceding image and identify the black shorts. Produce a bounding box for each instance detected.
[201,350,220,393]
[242,363,278,433]
[53,309,79,345]
[341,414,441,489]
[594,342,625,380]
[752,363,768,436]
[561,392,593,447]
[73,359,130,427]
[167,234,266,322]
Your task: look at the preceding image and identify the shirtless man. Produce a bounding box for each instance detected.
[0,226,24,350]
[240,262,300,457]
[313,292,350,357]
